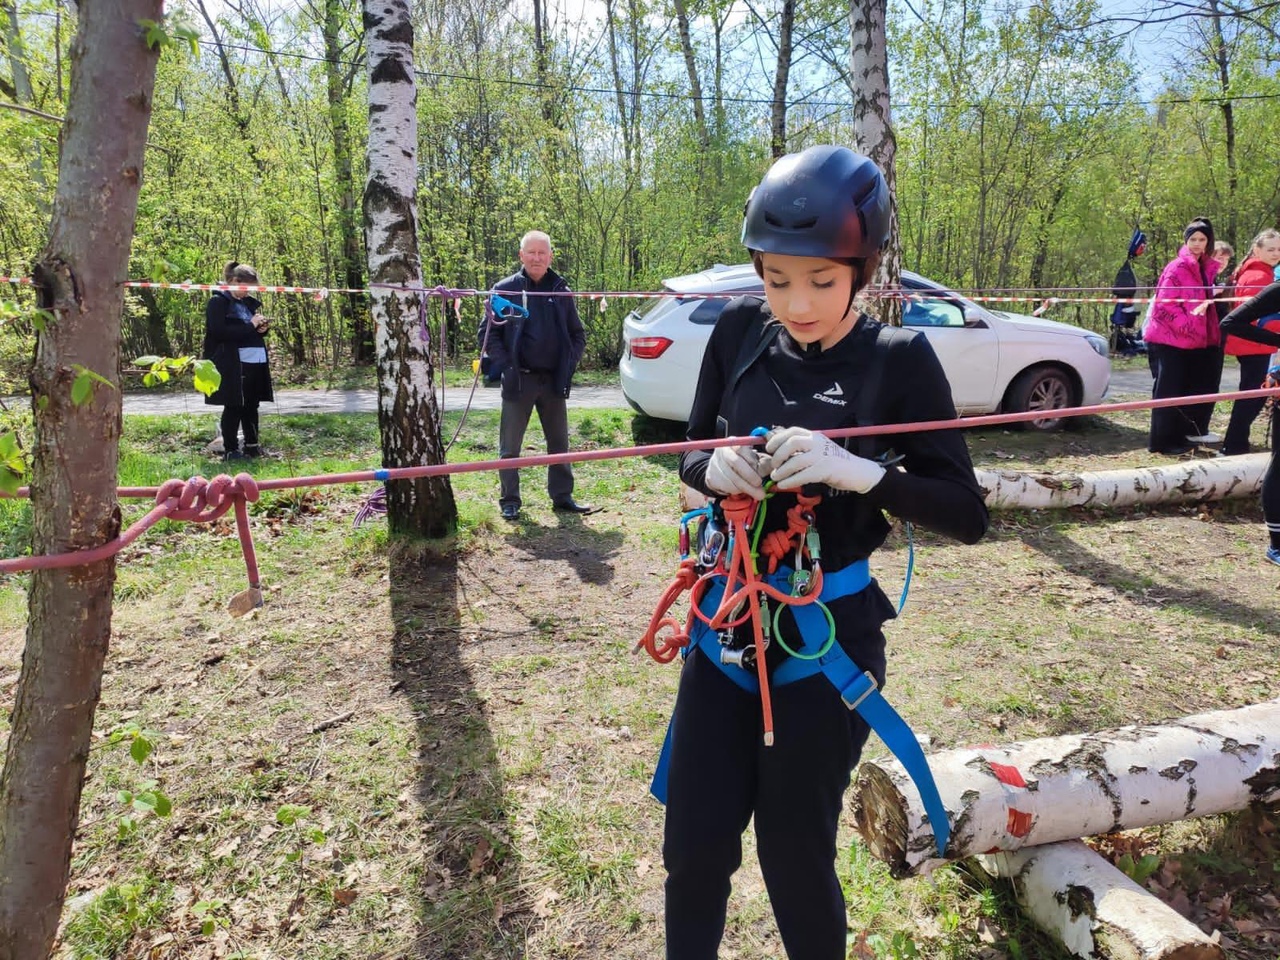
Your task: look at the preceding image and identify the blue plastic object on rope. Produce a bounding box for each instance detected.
[374,469,390,482]
[490,293,529,319]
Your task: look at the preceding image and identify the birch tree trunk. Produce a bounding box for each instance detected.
[975,454,1268,510]
[973,841,1224,960]
[768,0,793,159]
[363,0,457,538]
[850,699,1280,877]
[849,0,901,325]
[0,2,161,955]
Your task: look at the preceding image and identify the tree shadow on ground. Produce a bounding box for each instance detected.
[389,541,529,958]
[505,517,625,586]
[965,417,1151,468]
[1009,507,1275,633]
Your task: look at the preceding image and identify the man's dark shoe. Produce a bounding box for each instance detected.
[244,444,264,458]
[223,450,246,461]
[553,499,599,515]
[501,503,520,521]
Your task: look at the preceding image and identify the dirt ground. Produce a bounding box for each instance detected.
[2,402,1280,959]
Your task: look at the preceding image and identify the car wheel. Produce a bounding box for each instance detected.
[1006,366,1076,432]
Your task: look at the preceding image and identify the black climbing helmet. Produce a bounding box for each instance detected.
[741,145,891,261]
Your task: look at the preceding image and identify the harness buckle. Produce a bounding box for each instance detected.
[841,671,880,711]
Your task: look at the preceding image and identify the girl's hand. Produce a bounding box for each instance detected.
[765,427,885,493]
[706,445,767,500]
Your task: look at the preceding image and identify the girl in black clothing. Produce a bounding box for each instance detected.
[204,262,274,460]
[1219,282,1280,565]
[663,146,989,959]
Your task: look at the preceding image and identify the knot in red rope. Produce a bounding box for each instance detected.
[156,473,259,523]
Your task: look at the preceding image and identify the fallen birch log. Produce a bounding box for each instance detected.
[681,453,1268,514]
[971,840,1224,960]
[974,454,1267,510]
[850,699,1280,877]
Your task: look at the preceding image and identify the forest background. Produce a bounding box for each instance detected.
[1,0,1278,387]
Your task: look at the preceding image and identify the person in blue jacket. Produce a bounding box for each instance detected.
[663,146,989,959]
[478,231,593,520]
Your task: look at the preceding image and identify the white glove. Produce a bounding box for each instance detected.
[765,427,885,493]
[705,445,767,500]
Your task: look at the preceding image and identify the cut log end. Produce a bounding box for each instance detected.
[851,763,913,877]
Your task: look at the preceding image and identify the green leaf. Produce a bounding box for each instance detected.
[276,803,310,826]
[285,850,302,862]
[134,355,162,367]
[153,791,173,817]
[201,918,214,936]
[0,433,17,459]
[173,24,201,55]
[307,827,326,843]
[0,468,18,497]
[70,370,93,406]
[129,734,153,765]
[193,359,221,396]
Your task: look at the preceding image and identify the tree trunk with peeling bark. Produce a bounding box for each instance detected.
[851,699,1280,876]
[363,0,457,538]
[849,0,900,325]
[0,2,161,955]
[975,454,1267,510]
[972,841,1224,960]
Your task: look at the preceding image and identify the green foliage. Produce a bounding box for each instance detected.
[138,17,200,55]
[0,430,25,496]
[1117,851,1161,884]
[133,354,221,395]
[69,365,114,407]
[107,722,172,838]
[62,875,172,959]
[190,897,229,936]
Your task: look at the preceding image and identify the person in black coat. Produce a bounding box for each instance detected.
[661,146,988,960]
[203,262,274,460]
[1220,282,1280,565]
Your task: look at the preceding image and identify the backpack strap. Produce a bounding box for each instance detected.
[849,322,906,459]
[727,303,782,394]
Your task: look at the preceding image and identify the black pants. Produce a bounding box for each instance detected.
[498,369,573,509]
[1223,354,1271,455]
[1147,343,1223,452]
[221,362,270,452]
[1266,411,1280,551]
[663,651,871,960]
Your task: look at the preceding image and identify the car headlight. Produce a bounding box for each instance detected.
[1085,334,1109,357]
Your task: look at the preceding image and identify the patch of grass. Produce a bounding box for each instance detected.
[62,874,173,960]
[533,801,636,899]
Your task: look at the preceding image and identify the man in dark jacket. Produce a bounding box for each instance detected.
[480,231,593,520]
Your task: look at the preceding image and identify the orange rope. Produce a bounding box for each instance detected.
[638,491,826,747]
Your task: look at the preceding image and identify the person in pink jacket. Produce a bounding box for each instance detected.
[1142,217,1223,454]
[1221,229,1280,454]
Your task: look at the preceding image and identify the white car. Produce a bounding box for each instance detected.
[619,263,1111,431]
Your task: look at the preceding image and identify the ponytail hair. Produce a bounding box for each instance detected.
[224,262,259,284]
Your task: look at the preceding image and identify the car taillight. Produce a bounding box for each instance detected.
[629,336,673,359]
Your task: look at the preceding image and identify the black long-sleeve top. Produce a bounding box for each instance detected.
[1220,283,1280,352]
[678,297,989,681]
